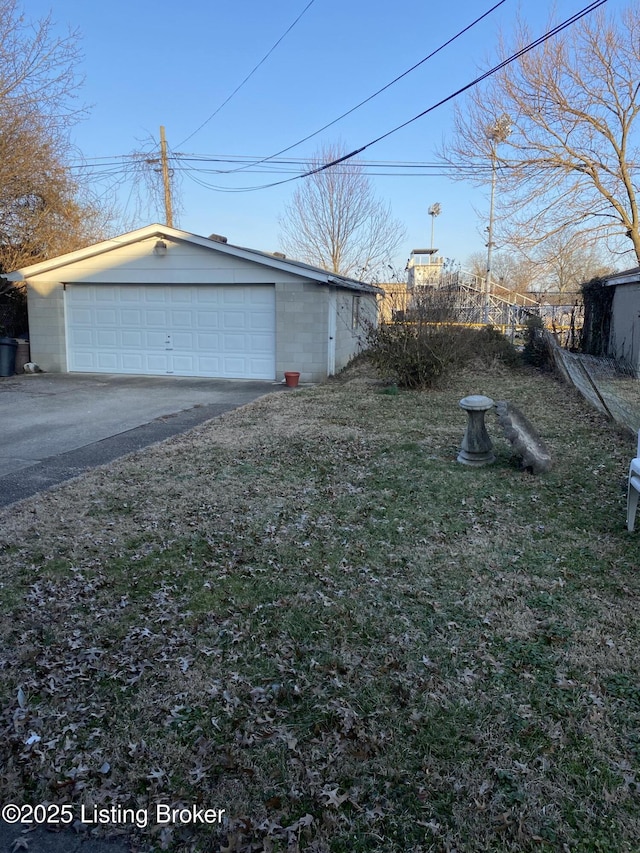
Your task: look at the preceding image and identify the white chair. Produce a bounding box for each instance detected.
[627,430,640,531]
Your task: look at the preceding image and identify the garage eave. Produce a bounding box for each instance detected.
[5,226,180,280]
[602,267,640,287]
[5,223,382,294]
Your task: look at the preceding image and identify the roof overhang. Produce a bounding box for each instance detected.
[602,267,640,287]
[6,223,382,295]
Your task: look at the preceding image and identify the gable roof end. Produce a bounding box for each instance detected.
[6,223,382,294]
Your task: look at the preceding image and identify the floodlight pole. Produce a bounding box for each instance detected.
[484,116,511,324]
[428,203,441,252]
[485,146,497,324]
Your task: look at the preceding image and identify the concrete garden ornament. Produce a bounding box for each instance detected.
[494,400,552,474]
[457,395,496,466]
[457,396,553,474]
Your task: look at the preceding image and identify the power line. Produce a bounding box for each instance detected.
[67,154,491,182]
[175,0,317,149]
[174,154,489,171]
[76,1,507,195]
[170,156,491,178]
[302,0,608,180]
[185,0,606,193]
[217,0,508,176]
[67,0,607,206]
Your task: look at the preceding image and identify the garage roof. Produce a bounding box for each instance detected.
[7,223,382,295]
[601,267,640,287]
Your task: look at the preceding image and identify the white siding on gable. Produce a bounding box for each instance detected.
[49,237,298,286]
[66,284,275,379]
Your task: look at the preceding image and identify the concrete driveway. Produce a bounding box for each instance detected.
[0,373,283,507]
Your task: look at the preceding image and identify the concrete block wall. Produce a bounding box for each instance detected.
[334,291,376,372]
[26,279,67,371]
[275,280,328,382]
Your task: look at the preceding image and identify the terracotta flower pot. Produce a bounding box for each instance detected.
[284,371,300,388]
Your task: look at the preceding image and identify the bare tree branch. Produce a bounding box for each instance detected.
[278,143,405,281]
[0,0,108,272]
[442,6,640,263]
[0,0,85,124]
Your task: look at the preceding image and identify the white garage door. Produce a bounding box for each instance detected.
[65,284,275,379]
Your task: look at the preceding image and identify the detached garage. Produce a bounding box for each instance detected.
[7,224,379,383]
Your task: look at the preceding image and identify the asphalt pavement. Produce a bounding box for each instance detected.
[0,819,135,853]
[0,373,284,507]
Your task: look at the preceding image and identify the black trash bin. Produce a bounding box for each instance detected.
[0,336,17,376]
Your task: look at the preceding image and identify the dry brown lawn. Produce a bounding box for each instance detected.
[0,358,639,852]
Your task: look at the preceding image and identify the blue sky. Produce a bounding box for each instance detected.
[28,0,613,274]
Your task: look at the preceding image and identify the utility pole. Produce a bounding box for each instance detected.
[159,125,173,228]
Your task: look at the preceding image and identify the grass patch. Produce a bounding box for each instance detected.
[1,358,639,851]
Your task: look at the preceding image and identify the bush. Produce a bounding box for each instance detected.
[0,278,28,338]
[521,314,551,369]
[474,324,522,367]
[364,323,455,389]
[364,321,519,389]
[580,276,613,356]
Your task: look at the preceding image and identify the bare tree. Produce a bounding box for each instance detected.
[0,0,84,123]
[445,5,640,264]
[466,249,541,295]
[279,143,405,281]
[0,0,107,272]
[535,231,615,294]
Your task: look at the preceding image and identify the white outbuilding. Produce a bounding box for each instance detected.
[7,224,379,383]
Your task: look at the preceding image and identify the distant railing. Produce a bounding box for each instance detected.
[437,269,539,308]
[395,269,585,340]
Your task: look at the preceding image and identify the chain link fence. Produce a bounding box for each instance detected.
[545,331,640,435]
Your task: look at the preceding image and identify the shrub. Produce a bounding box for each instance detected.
[580,276,613,356]
[474,324,522,367]
[0,278,27,338]
[364,322,454,389]
[364,320,519,389]
[521,314,551,369]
